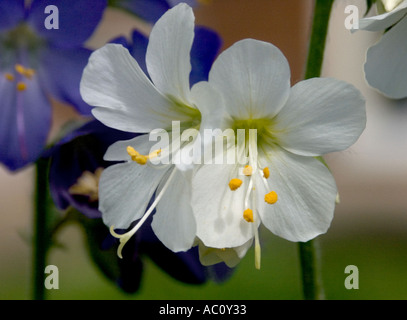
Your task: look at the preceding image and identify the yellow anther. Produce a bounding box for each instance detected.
[265,191,278,204]
[23,68,35,79]
[4,73,14,81]
[229,178,243,191]
[134,154,148,165]
[126,146,139,157]
[263,167,270,179]
[16,82,27,91]
[15,64,25,75]
[243,165,253,176]
[243,208,254,223]
[126,146,160,165]
[14,64,36,79]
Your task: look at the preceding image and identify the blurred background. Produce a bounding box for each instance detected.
[1,0,406,299]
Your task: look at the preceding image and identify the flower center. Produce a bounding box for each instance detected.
[0,23,45,55]
[4,63,36,92]
[69,168,104,202]
[226,119,279,269]
[167,95,202,131]
[231,117,278,147]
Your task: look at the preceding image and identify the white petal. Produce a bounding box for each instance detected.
[152,168,196,252]
[364,15,407,99]
[146,3,194,103]
[103,133,165,162]
[190,81,227,131]
[273,78,366,156]
[257,148,337,242]
[192,163,257,248]
[174,81,229,170]
[197,238,252,268]
[99,162,169,229]
[80,44,178,132]
[208,39,291,120]
[358,2,407,31]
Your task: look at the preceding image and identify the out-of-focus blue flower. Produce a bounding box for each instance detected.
[48,120,134,219]
[0,0,106,171]
[109,0,199,23]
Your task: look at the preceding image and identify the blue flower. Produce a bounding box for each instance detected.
[109,0,199,23]
[48,120,134,219]
[0,0,106,171]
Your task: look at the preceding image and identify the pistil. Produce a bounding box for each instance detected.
[110,167,177,258]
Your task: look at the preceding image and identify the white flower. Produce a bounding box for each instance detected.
[195,239,252,268]
[357,0,407,99]
[191,39,366,268]
[80,3,222,255]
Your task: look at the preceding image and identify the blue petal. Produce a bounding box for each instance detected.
[0,0,25,31]
[167,0,197,6]
[0,71,51,171]
[115,0,170,22]
[110,27,221,86]
[40,46,93,115]
[129,30,149,74]
[114,0,198,22]
[48,120,136,218]
[140,216,208,284]
[190,26,222,85]
[109,30,148,74]
[26,0,106,48]
[108,35,129,47]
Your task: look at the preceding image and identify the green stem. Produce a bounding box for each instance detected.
[298,0,334,300]
[304,0,334,80]
[298,240,324,300]
[32,157,50,300]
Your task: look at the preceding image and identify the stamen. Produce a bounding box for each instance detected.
[148,149,161,159]
[243,208,254,222]
[249,180,261,270]
[265,191,278,204]
[15,64,25,75]
[134,154,148,165]
[14,64,36,80]
[23,68,35,79]
[254,230,261,270]
[110,167,177,258]
[263,167,270,179]
[229,178,243,191]
[243,165,253,176]
[244,177,253,209]
[4,73,14,81]
[126,146,161,165]
[16,82,27,91]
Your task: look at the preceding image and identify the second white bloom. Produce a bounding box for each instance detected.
[192,39,366,268]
